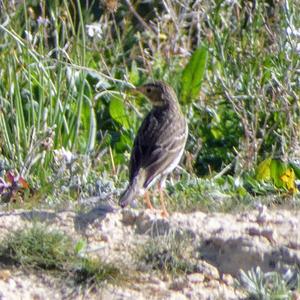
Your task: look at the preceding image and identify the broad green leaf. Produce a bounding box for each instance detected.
[257,158,297,193]
[115,133,132,152]
[109,96,129,129]
[256,157,272,180]
[289,162,300,179]
[181,45,208,103]
[270,159,287,188]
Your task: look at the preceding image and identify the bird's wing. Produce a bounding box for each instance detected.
[129,108,187,188]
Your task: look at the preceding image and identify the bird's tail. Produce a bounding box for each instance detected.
[119,177,140,208]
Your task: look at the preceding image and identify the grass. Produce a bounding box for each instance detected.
[165,172,300,214]
[0,224,122,286]
[73,257,120,285]
[136,232,197,276]
[0,225,73,270]
[0,0,299,220]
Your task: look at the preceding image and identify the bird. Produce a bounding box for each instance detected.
[119,81,188,217]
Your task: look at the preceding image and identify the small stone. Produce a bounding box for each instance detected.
[195,261,220,279]
[122,209,139,225]
[136,211,170,235]
[221,273,235,285]
[8,278,16,289]
[32,293,43,300]
[256,204,269,223]
[248,227,276,244]
[100,233,110,242]
[187,273,205,284]
[170,278,187,291]
[0,270,11,282]
[148,276,163,285]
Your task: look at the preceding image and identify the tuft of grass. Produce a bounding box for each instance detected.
[239,266,300,300]
[136,232,196,276]
[0,225,122,286]
[73,257,120,286]
[0,225,73,270]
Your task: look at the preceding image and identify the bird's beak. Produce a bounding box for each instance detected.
[121,82,136,93]
[124,84,146,97]
[128,87,137,93]
[127,86,144,97]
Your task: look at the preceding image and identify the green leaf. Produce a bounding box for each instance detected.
[256,157,272,180]
[289,162,300,179]
[129,60,139,86]
[83,95,96,154]
[211,127,222,139]
[181,45,208,103]
[257,158,297,193]
[109,96,129,129]
[74,240,87,255]
[270,159,287,188]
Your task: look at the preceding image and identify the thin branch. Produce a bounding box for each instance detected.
[124,0,157,35]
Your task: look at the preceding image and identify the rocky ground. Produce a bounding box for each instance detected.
[0,204,299,300]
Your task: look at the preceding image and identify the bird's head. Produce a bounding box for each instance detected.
[134,81,178,107]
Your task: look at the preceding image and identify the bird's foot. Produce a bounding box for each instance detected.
[145,202,154,210]
[144,191,154,210]
[160,209,169,218]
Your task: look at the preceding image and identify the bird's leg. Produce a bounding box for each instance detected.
[144,191,154,210]
[158,182,169,218]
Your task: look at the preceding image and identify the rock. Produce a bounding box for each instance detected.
[221,273,235,286]
[169,277,187,291]
[122,208,139,225]
[195,261,220,279]
[0,270,11,282]
[135,210,171,235]
[187,273,205,284]
[0,208,299,299]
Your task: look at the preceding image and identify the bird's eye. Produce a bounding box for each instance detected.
[146,87,151,93]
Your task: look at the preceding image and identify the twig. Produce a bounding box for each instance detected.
[213,160,235,180]
[124,0,157,35]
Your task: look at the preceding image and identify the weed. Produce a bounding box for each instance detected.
[0,225,73,270]
[73,257,120,286]
[239,266,300,300]
[136,232,196,276]
[0,225,122,286]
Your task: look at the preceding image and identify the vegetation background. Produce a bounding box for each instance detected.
[0,1,300,298]
[0,0,299,211]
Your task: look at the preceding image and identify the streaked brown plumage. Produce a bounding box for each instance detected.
[119,81,188,216]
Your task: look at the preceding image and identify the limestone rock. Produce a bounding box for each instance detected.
[0,207,299,299]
